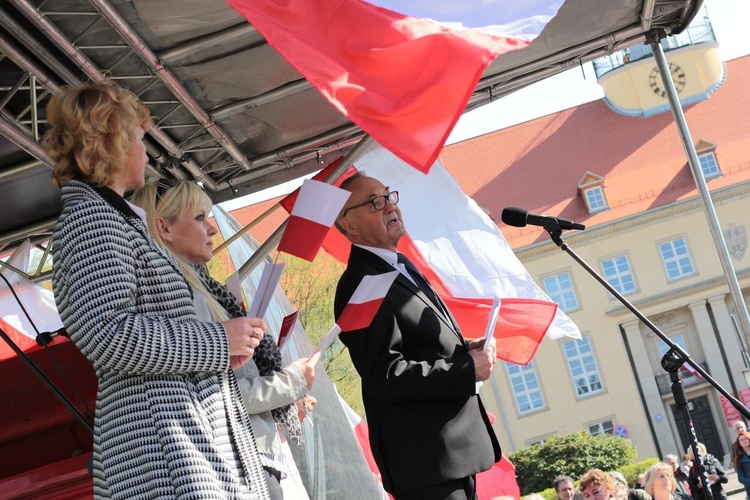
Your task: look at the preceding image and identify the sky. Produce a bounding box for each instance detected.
[446,0,750,144]
[219,0,750,212]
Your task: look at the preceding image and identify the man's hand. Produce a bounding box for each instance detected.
[469,337,496,382]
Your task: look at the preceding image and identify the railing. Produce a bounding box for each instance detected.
[654,361,709,395]
[592,13,716,78]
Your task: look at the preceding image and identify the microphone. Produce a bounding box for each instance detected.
[501,207,585,231]
[36,327,69,347]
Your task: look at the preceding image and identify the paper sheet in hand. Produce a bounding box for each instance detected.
[317,324,342,352]
[247,263,286,318]
[225,272,245,311]
[483,297,501,349]
[277,310,299,355]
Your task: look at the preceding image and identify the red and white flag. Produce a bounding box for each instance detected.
[337,271,400,332]
[277,179,350,261]
[306,146,579,364]
[680,363,703,379]
[227,0,560,173]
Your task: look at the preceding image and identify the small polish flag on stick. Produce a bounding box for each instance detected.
[318,271,399,352]
[337,271,400,332]
[277,179,350,262]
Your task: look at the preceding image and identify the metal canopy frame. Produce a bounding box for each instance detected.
[0,0,701,285]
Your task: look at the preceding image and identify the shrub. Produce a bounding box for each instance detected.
[618,457,659,487]
[508,431,637,494]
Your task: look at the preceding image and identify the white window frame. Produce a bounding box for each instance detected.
[505,361,545,415]
[563,336,604,398]
[601,254,637,295]
[543,271,579,312]
[584,186,607,212]
[587,418,616,436]
[698,152,720,178]
[659,237,695,281]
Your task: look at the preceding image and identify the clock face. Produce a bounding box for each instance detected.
[649,63,686,97]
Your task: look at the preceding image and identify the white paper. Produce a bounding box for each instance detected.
[483,297,502,349]
[317,324,342,352]
[248,263,286,318]
[277,310,299,356]
[225,272,244,307]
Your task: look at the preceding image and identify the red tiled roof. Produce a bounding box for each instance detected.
[225,196,287,243]
[440,55,750,248]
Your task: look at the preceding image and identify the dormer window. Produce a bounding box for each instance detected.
[577,172,608,214]
[694,139,721,179]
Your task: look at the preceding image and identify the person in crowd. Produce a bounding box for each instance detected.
[555,475,577,500]
[733,430,750,499]
[644,462,692,500]
[731,420,748,465]
[47,82,270,498]
[609,471,651,500]
[680,455,692,477]
[664,454,696,498]
[685,442,727,500]
[733,420,747,436]
[635,474,647,490]
[131,180,318,499]
[333,172,500,499]
[579,469,616,500]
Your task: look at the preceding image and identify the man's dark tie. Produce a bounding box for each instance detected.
[397,253,444,313]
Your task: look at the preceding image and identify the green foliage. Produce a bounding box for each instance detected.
[530,487,562,500]
[618,457,659,487]
[509,431,638,495]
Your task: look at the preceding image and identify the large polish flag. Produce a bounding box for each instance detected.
[226,0,561,173]
[277,179,350,261]
[337,271,399,332]
[281,148,580,364]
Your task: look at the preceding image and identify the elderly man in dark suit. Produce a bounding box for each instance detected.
[333,172,501,500]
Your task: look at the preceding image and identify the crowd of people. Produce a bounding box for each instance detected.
[543,419,750,500]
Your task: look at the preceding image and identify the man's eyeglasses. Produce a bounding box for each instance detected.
[342,191,399,217]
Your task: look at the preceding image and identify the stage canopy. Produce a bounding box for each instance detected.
[0,0,701,276]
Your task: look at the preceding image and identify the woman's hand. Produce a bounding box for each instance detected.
[223,317,266,357]
[289,350,321,390]
[296,395,318,423]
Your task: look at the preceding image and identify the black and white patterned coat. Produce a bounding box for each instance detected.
[51,180,269,499]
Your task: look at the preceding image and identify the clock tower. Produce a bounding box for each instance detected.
[594,12,725,118]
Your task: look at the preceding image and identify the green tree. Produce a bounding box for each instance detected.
[508,431,637,495]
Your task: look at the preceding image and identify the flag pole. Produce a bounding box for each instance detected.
[237,135,374,281]
[212,200,278,257]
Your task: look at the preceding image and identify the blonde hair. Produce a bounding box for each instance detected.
[44,82,151,188]
[684,443,707,461]
[644,462,677,496]
[579,469,615,495]
[130,181,229,321]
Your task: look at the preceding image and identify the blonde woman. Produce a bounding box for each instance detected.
[644,462,691,500]
[685,443,727,500]
[47,82,269,498]
[131,180,317,499]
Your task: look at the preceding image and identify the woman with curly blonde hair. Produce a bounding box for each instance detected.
[579,469,616,500]
[47,81,270,499]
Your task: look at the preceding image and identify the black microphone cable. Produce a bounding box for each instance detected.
[0,271,95,430]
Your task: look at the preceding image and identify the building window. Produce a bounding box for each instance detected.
[587,419,615,436]
[506,362,545,415]
[601,255,636,295]
[563,336,603,397]
[584,186,607,212]
[543,272,579,312]
[527,435,554,447]
[698,152,720,178]
[657,334,688,357]
[659,238,695,280]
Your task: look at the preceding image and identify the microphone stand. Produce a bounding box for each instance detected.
[543,224,747,500]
